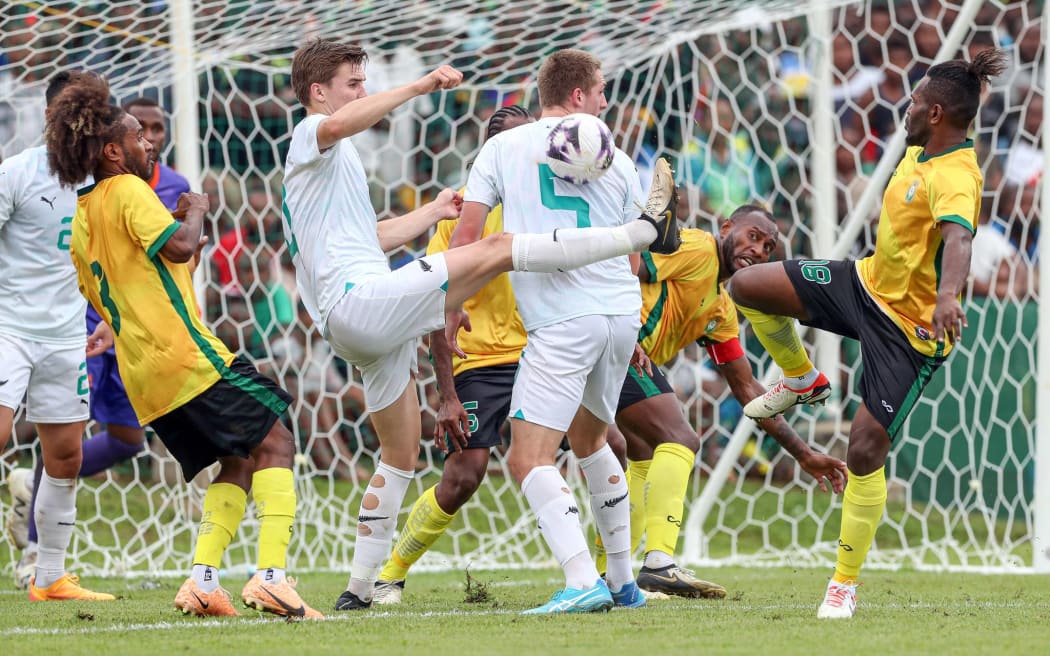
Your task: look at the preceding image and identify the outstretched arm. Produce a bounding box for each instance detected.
[717,351,847,493]
[376,189,462,251]
[316,66,462,150]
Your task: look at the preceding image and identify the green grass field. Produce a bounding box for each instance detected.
[3,567,1049,655]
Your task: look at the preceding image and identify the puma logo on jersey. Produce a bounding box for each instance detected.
[41,195,56,210]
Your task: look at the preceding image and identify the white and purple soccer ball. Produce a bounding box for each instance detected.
[545,113,615,184]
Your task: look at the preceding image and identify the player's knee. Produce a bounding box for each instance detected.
[668,429,700,454]
[438,468,484,509]
[255,422,296,466]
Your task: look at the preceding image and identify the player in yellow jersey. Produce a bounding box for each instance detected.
[46,72,321,619]
[727,50,1008,618]
[371,106,533,604]
[605,205,847,598]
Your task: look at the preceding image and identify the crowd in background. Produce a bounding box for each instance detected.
[0,0,1043,479]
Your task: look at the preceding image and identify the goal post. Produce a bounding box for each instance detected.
[0,0,1044,577]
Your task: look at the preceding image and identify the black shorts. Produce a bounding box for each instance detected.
[150,356,292,481]
[442,363,517,455]
[616,364,674,413]
[783,259,945,438]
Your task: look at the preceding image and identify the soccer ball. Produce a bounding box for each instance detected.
[545,113,615,184]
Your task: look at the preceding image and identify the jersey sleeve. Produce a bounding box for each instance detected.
[427,219,456,255]
[287,114,332,167]
[463,138,502,209]
[928,167,980,234]
[119,177,181,258]
[639,232,712,283]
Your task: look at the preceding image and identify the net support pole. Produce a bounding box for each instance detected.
[169,0,205,297]
[1033,4,1050,574]
[808,1,842,420]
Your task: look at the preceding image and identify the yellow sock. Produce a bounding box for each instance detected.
[193,482,247,567]
[379,486,456,581]
[833,467,887,582]
[253,467,296,570]
[594,533,606,575]
[627,459,651,555]
[737,303,814,378]
[644,444,693,556]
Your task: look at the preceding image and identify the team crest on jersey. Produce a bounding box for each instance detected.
[905,179,919,203]
[705,319,718,333]
[914,326,932,341]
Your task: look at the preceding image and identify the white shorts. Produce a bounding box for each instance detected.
[0,332,89,423]
[510,313,640,432]
[325,253,448,411]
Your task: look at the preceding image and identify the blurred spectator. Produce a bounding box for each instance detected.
[611,102,658,191]
[971,182,1039,301]
[677,96,759,220]
[1004,90,1043,187]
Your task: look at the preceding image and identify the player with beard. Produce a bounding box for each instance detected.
[47,71,321,619]
[598,205,847,599]
[728,50,1007,618]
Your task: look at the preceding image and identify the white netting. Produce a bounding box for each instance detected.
[0,0,1042,577]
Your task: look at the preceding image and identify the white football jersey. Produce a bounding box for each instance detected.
[283,113,390,333]
[464,116,643,331]
[0,146,86,345]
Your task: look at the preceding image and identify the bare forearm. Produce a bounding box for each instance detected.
[377,205,445,251]
[428,328,458,402]
[722,360,812,460]
[164,210,205,263]
[318,84,423,148]
[938,235,973,299]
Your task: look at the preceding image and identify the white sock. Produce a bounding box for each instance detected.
[643,550,675,569]
[33,472,76,588]
[347,461,414,600]
[192,564,220,592]
[510,220,656,273]
[785,369,819,390]
[578,444,632,592]
[259,566,286,584]
[522,465,598,590]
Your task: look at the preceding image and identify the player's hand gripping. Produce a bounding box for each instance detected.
[86,320,114,358]
[932,292,967,345]
[797,450,848,494]
[415,65,463,94]
[629,343,653,377]
[431,188,463,221]
[434,394,472,454]
[171,191,210,220]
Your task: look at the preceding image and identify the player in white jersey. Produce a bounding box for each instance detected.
[453,48,669,613]
[282,40,679,612]
[0,71,114,601]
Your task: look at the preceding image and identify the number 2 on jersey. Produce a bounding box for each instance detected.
[90,260,122,335]
[538,164,591,228]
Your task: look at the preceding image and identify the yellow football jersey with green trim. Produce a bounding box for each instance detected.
[638,229,739,366]
[427,204,525,377]
[856,140,981,356]
[71,175,238,424]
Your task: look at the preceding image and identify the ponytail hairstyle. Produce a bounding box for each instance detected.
[46,71,125,187]
[925,49,1008,130]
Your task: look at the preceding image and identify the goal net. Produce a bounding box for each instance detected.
[0,0,1042,577]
